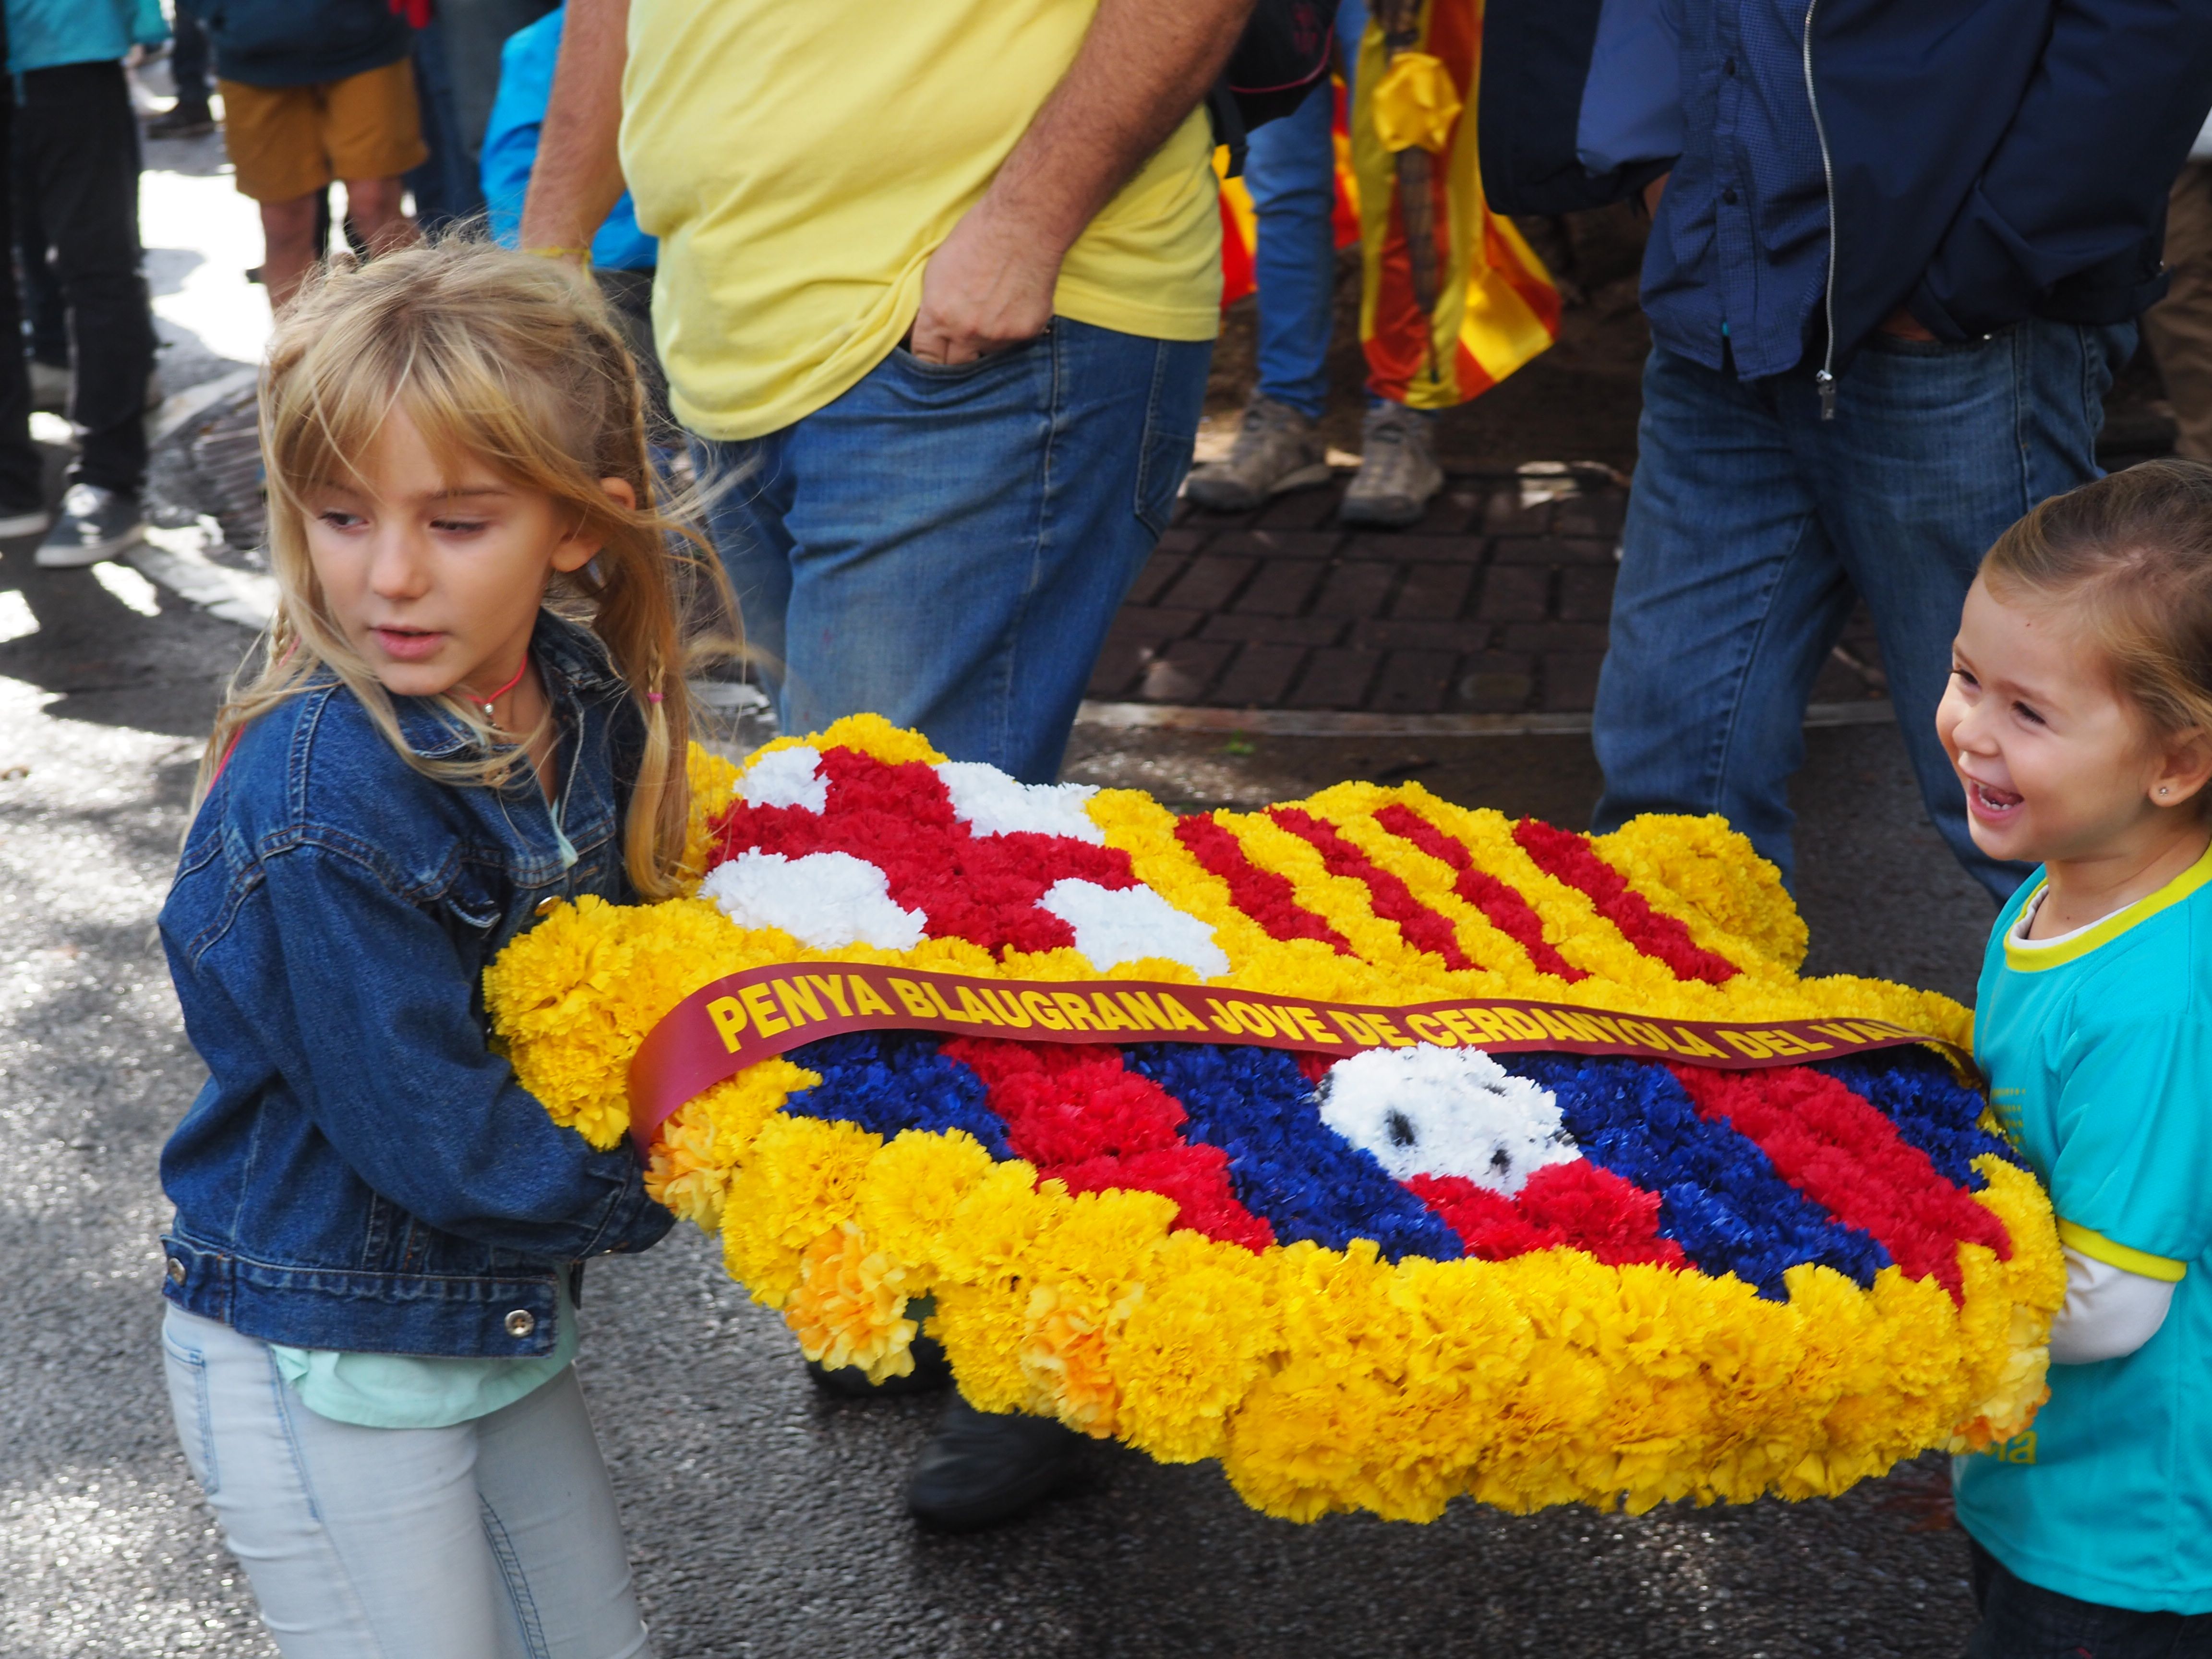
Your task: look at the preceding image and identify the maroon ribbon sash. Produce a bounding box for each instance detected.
[623,962,1970,1153]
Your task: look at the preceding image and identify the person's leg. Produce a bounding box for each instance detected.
[1962,1536,2203,1659]
[439,0,560,169]
[758,320,1207,782]
[691,427,794,703]
[161,1307,523,1658]
[146,4,217,136]
[340,177,418,257]
[217,78,331,311]
[1183,82,1336,512]
[2141,164,2212,464]
[324,59,428,256]
[1792,320,2129,903]
[470,1367,654,1659]
[170,5,214,110]
[403,21,484,234]
[1591,346,1853,888]
[1244,86,1338,421]
[18,62,154,479]
[258,195,324,311]
[0,77,48,527]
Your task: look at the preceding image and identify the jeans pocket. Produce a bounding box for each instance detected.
[1862,328,2006,358]
[1133,346,1200,539]
[890,325,1051,382]
[162,1330,219,1496]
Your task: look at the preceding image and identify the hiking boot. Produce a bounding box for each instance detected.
[905,1392,1082,1532]
[36,483,145,567]
[1184,397,1331,512]
[1339,402,1444,528]
[145,103,217,140]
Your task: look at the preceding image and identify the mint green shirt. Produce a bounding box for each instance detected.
[1954,842,2212,1612]
[270,1280,580,1429]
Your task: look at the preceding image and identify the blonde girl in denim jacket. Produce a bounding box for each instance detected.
[157,241,725,1659]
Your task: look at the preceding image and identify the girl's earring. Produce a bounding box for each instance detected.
[2160,786,2172,796]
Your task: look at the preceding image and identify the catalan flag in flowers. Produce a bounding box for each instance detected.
[485,717,2064,1523]
[1216,1,1562,410]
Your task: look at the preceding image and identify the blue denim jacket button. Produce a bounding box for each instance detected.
[504,1309,536,1338]
[534,895,560,918]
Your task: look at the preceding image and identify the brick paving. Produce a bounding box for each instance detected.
[1094,470,1887,717]
[147,395,1887,720]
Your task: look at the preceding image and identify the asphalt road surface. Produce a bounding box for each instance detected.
[3,531,1996,1659]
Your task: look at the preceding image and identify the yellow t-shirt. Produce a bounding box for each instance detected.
[620,0,1224,441]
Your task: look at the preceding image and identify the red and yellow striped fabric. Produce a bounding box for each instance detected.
[1218,1,1562,411]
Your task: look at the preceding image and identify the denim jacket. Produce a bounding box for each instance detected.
[159,614,673,1358]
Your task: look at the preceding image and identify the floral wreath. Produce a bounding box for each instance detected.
[487,716,2062,1523]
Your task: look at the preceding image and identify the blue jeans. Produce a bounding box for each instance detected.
[1242,0,1368,420]
[694,317,1209,783]
[1591,322,2133,898]
[161,1308,651,1659]
[1967,1538,2212,1659]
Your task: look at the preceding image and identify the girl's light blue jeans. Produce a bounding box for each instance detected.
[161,1306,654,1659]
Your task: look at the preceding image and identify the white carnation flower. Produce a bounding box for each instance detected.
[700,850,926,950]
[1038,878,1230,978]
[1317,1045,1578,1195]
[738,745,828,813]
[936,761,1104,844]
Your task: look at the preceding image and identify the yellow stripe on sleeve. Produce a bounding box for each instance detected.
[2058,1219,2188,1283]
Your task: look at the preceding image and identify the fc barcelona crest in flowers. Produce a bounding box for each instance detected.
[486,716,2064,1523]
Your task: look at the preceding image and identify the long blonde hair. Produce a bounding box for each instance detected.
[198,239,729,898]
[1983,458,2212,786]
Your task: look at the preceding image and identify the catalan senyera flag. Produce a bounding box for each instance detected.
[1216,0,1561,412]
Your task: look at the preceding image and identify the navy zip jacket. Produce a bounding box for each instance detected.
[195,0,410,87]
[1481,0,2212,378]
[159,615,672,1358]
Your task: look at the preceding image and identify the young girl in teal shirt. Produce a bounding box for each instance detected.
[1938,459,2212,1653]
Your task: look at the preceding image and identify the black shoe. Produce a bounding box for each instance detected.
[37,483,145,568]
[145,104,216,140]
[905,1392,1082,1533]
[806,1329,954,1398]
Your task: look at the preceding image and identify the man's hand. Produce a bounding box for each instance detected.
[909,202,1059,365]
[1875,304,1938,342]
[904,0,1254,364]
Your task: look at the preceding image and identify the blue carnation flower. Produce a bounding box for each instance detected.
[782,1032,1015,1161]
[1517,1055,1891,1299]
[1124,1043,1465,1262]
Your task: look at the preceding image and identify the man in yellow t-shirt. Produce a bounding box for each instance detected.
[524,0,1238,777]
[524,0,1248,1530]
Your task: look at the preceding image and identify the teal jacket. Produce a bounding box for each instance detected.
[3,0,167,74]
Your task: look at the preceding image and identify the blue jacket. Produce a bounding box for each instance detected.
[482,6,656,272]
[4,0,166,74]
[1480,0,2212,373]
[159,615,672,1358]
[196,0,410,88]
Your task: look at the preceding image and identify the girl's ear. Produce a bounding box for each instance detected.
[2150,727,2212,809]
[549,478,638,574]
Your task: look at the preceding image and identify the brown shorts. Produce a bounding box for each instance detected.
[219,59,429,203]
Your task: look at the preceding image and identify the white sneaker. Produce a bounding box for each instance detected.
[0,506,51,539]
[36,483,146,567]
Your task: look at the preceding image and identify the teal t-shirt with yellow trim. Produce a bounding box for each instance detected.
[1954,840,2212,1612]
